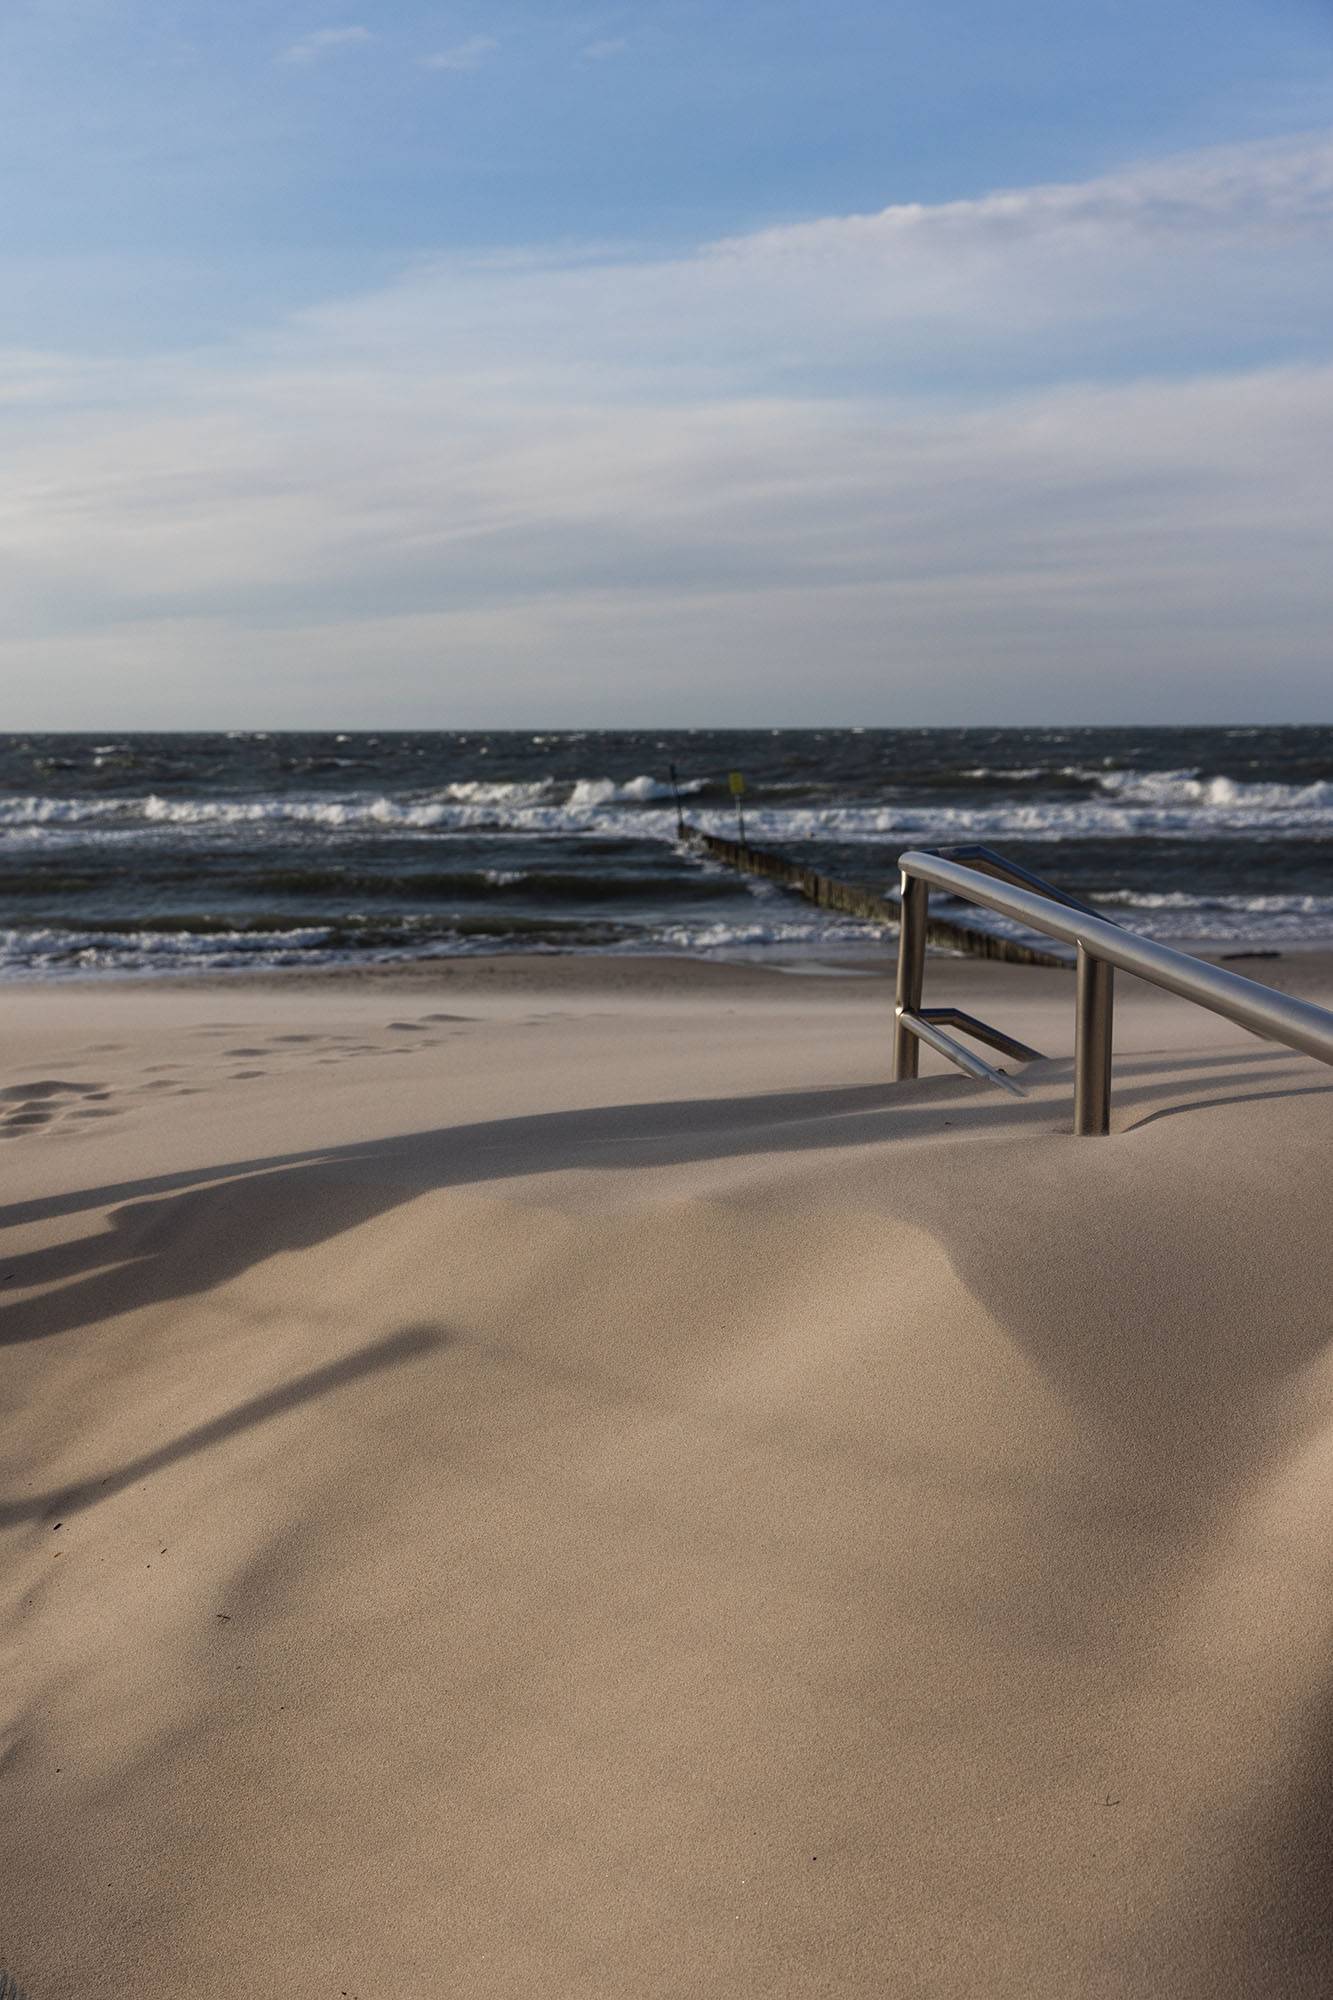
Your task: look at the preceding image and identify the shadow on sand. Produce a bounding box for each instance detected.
[1,1043,1327,1361]
[0,1322,448,1528]
[3,1041,1330,1527]
[5,1042,1332,1991]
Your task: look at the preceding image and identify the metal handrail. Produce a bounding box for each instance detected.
[933,843,1111,926]
[892,848,1333,1135]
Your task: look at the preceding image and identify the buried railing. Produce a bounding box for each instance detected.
[892,847,1333,1135]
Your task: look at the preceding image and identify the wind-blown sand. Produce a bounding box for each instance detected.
[3,954,1333,1998]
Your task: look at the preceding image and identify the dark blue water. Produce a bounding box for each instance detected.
[1,727,1330,976]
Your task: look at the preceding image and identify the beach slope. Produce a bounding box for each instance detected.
[3,960,1332,1998]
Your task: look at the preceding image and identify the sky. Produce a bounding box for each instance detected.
[3,0,1333,726]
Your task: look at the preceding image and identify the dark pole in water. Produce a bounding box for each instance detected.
[669,762,684,837]
[729,770,746,847]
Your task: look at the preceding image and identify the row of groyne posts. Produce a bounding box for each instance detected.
[666,763,1072,971]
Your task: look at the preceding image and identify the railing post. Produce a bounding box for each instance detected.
[893,871,928,1080]
[1074,945,1113,1135]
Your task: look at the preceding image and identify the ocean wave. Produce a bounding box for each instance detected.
[0,922,850,980]
[0,923,337,979]
[567,774,704,806]
[1099,889,1333,914]
[4,738,1333,845]
[708,791,1333,840]
[0,772,707,833]
[1094,767,1333,811]
[956,766,1048,782]
[644,916,888,955]
[4,883,1332,977]
[943,887,1333,946]
[0,792,492,831]
[0,918,619,979]
[5,787,1333,846]
[440,779,557,806]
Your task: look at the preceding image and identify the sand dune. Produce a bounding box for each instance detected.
[3,958,1332,1997]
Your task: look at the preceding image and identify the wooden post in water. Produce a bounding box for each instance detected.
[676,822,1075,970]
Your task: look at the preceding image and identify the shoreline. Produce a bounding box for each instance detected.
[4,938,1333,1004]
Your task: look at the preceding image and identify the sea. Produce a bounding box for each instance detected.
[1,726,1330,979]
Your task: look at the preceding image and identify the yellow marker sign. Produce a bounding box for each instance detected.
[728,771,746,796]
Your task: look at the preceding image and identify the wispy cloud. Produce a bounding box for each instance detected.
[420,36,499,73]
[3,134,1333,723]
[279,25,373,66]
[710,133,1333,262]
[581,38,627,61]
[266,133,1333,405]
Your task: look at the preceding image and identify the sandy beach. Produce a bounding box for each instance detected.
[4,951,1333,1998]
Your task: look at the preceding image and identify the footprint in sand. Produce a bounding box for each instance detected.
[1,1109,54,1133]
[0,1080,110,1138]
[0,1080,106,1103]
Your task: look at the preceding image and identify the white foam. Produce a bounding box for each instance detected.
[568,773,700,807]
[646,914,887,955]
[1103,889,1333,914]
[441,780,556,806]
[0,771,710,837]
[1096,766,1333,812]
[0,924,336,980]
[3,787,1326,845]
[958,766,1046,781]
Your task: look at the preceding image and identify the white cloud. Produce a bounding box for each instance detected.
[261,132,1333,402]
[711,133,1333,262]
[420,36,499,73]
[581,38,627,61]
[2,133,1333,723]
[279,24,373,65]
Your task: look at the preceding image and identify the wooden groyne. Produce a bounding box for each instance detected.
[679,824,1073,969]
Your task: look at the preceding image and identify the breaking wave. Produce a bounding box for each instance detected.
[4,770,1333,846]
[0,772,706,837]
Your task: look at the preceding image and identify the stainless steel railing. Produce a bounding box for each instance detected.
[892,847,1333,1135]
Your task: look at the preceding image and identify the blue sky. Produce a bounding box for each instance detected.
[4,0,1333,722]
[6,0,1332,333]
